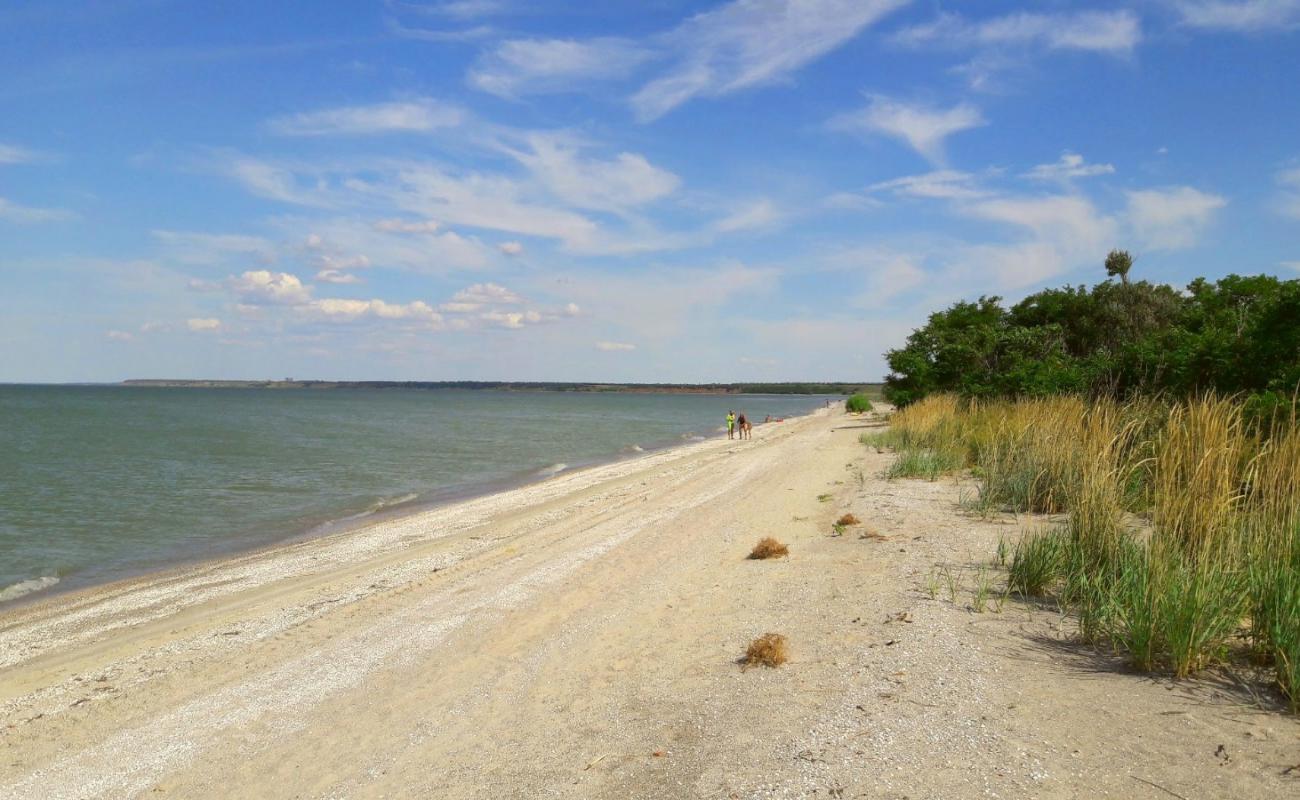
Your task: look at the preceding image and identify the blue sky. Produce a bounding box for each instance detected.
[2,0,1297,383]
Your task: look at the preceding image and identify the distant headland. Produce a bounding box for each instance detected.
[121,379,881,395]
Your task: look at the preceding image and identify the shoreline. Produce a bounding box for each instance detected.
[3,405,1299,798]
[0,405,829,626]
[0,399,830,612]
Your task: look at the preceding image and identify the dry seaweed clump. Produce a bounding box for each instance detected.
[742,633,789,669]
[836,513,861,526]
[749,537,789,560]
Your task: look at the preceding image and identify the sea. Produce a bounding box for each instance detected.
[0,386,833,604]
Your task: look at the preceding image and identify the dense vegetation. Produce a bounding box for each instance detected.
[883,252,1300,408]
[870,394,1300,710]
[844,393,874,413]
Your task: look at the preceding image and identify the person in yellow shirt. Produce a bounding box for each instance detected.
[726,410,736,440]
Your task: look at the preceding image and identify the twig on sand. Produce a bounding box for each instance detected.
[584,754,609,771]
[1130,775,1189,800]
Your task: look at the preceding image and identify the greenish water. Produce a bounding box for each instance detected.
[0,386,830,603]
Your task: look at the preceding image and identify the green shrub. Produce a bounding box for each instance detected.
[845,393,874,413]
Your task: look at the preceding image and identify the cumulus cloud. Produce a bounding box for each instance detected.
[498,240,524,255]
[631,0,908,121]
[268,99,463,136]
[227,270,313,305]
[1023,152,1116,182]
[469,38,652,97]
[1125,186,1227,249]
[187,318,222,332]
[595,340,636,352]
[306,298,442,323]
[440,282,526,313]
[830,96,986,165]
[894,10,1141,53]
[1172,0,1300,32]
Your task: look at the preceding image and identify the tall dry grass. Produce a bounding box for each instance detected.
[879,392,1300,710]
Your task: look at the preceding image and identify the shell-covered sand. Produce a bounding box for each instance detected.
[2,408,1298,799]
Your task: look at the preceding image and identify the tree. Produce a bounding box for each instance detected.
[1105,249,1133,286]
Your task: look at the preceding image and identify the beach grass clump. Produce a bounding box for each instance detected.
[884,448,962,481]
[900,390,1300,705]
[742,633,789,669]
[748,537,789,560]
[1007,528,1068,597]
[836,513,860,527]
[845,393,874,413]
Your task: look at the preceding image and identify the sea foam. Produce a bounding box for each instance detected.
[0,575,60,603]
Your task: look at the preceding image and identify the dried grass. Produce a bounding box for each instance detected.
[742,633,789,669]
[749,537,789,560]
[836,513,861,526]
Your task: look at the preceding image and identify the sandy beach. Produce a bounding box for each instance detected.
[3,407,1299,799]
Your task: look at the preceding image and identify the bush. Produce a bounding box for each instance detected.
[845,393,874,413]
[749,537,789,559]
[742,633,789,669]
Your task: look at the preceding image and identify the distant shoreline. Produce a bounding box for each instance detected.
[119,379,880,395]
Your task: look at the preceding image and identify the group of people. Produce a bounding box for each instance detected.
[725,410,752,440]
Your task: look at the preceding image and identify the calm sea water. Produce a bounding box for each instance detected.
[0,386,831,603]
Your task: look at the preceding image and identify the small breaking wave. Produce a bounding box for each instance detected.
[368,492,420,513]
[0,575,60,603]
[535,463,568,478]
[620,444,644,454]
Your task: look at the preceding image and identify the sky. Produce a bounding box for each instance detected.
[1,1,1298,383]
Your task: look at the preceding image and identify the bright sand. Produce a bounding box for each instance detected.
[2,408,1298,799]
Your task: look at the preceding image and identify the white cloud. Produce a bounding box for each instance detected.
[187,318,222,332]
[869,170,987,200]
[563,302,581,316]
[106,330,135,342]
[374,218,441,234]
[830,96,986,164]
[277,216,492,273]
[268,99,463,136]
[0,197,74,224]
[315,269,362,284]
[1281,260,1300,272]
[424,0,507,19]
[452,282,522,306]
[227,270,313,305]
[1125,186,1227,249]
[503,132,681,212]
[151,230,277,265]
[226,157,331,207]
[498,240,524,255]
[631,0,908,121]
[469,38,652,97]
[0,143,41,165]
[1172,1,1300,32]
[894,10,1141,53]
[306,298,442,323]
[1023,152,1116,182]
[968,195,1118,254]
[595,340,636,352]
[1276,166,1300,219]
[713,198,780,233]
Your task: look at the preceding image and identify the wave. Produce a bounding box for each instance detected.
[368,492,420,513]
[619,444,644,454]
[535,463,568,477]
[0,575,60,603]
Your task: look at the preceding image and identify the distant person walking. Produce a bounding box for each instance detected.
[737,412,751,439]
[726,410,736,440]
